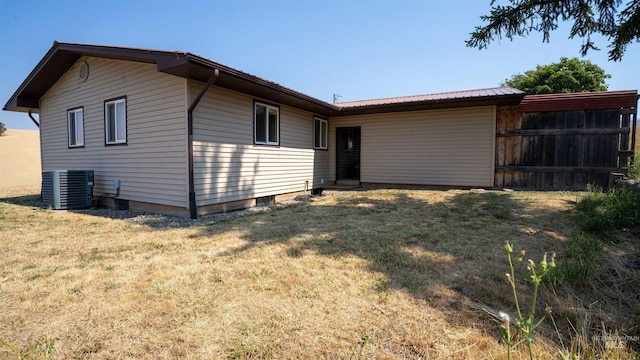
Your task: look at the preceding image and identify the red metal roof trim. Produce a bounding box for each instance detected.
[336,86,523,107]
[520,90,638,112]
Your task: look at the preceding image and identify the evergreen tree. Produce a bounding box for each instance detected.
[467,0,639,61]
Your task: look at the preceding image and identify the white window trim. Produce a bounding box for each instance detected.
[67,107,84,148]
[105,97,127,145]
[313,117,328,150]
[254,101,280,146]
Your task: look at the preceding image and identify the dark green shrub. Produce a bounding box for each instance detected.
[0,122,5,136]
[575,188,640,237]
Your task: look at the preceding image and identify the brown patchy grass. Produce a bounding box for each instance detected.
[0,129,41,198]
[0,189,638,359]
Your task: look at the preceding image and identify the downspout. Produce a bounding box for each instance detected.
[28,110,40,128]
[187,69,219,219]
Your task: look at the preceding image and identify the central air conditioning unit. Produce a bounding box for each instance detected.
[41,170,94,210]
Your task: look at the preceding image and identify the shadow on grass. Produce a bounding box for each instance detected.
[194,190,571,309]
[0,193,40,205]
[7,188,571,313]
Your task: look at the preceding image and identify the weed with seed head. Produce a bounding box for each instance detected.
[547,232,602,288]
[501,241,556,360]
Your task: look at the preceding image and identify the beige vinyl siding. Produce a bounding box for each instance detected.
[329,106,496,187]
[191,82,329,205]
[39,57,188,207]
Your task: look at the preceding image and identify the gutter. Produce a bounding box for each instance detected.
[187,68,219,219]
[28,110,40,128]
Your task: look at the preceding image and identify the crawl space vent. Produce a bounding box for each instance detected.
[79,61,89,82]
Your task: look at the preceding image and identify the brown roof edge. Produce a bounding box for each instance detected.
[3,41,340,115]
[3,41,61,112]
[182,53,340,113]
[520,90,639,112]
[3,41,165,112]
[336,86,524,107]
[332,87,525,116]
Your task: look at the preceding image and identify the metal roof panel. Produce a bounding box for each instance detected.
[336,87,524,107]
[520,90,638,112]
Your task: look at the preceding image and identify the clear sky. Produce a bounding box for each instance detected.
[1,0,638,130]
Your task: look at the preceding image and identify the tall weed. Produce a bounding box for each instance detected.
[501,242,556,360]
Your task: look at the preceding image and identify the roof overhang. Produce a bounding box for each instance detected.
[3,41,340,116]
[4,43,162,113]
[520,90,639,112]
[10,42,596,119]
[334,93,525,116]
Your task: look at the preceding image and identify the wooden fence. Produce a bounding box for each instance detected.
[495,105,637,190]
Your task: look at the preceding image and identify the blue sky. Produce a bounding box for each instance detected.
[1,0,638,130]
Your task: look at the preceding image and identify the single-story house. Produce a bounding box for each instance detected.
[4,42,637,217]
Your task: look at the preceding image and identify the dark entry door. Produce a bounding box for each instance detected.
[336,127,361,180]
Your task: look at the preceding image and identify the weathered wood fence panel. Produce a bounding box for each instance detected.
[496,106,637,190]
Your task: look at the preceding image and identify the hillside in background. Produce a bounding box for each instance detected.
[0,129,41,197]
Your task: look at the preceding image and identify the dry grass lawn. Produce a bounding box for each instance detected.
[1,189,638,359]
[0,129,41,197]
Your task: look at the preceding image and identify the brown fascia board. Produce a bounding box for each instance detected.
[3,42,166,112]
[3,41,525,117]
[178,54,341,116]
[3,42,63,112]
[333,93,526,116]
[3,41,341,116]
[519,90,639,112]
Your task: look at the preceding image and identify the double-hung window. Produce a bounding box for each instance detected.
[67,107,84,147]
[313,117,328,150]
[254,102,279,145]
[105,97,127,145]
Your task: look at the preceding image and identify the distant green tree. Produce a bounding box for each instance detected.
[0,122,6,136]
[502,57,610,94]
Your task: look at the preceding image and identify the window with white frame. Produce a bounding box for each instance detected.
[67,107,84,147]
[314,117,328,150]
[105,97,127,145]
[254,102,279,145]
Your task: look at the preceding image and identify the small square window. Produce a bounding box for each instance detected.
[67,107,84,147]
[105,97,127,145]
[314,117,328,150]
[254,102,279,145]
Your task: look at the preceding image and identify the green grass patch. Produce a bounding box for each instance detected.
[548,232,603,288]
[575,187,640,238]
